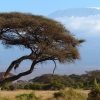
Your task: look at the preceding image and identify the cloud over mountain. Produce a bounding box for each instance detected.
[49,8,100,17]
[49,8,100,37]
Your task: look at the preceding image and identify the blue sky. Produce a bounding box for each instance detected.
[0,0,100,16]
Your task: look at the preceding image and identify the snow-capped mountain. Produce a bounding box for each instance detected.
[49,8,100,37]
[49,8,100,18]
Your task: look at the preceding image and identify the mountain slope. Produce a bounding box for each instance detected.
[49,8,100,18]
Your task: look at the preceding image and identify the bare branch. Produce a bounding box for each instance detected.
[0,61,36,85]
[4,55,32,77]
[52,60,57,74]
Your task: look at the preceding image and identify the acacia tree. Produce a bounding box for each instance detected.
[0,12,82,85]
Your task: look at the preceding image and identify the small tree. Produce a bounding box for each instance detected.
[0,12,83,85]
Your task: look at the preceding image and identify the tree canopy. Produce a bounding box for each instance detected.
[0,12,82,84]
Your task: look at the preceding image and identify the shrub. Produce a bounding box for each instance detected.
[24,84,31,90]
[29,83,44,90]
[23,82,64,90]
[1,83,15,90]
[73,82,84,89]
[16,92,39,100]
[87,90,100,100]
[44,82,64,90]
[54,91,65,99]
[53,88,87,100]
[87,78,100,100]
[15,83,26,89]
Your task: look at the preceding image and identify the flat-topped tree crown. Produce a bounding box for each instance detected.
[0,12,82,84]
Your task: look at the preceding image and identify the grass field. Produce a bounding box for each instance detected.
[0,89,89,100]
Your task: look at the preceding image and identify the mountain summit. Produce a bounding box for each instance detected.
[49,8,100,18]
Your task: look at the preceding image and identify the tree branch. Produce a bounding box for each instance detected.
[0,61,36,86]
[52,60,57,74]
[4,55,32,77]
[0,56,58,86]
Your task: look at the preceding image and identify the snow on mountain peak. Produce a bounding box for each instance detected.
[49,8,100,18]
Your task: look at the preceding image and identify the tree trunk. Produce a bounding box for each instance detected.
[0,61,36,86]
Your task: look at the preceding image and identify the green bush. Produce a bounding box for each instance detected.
[87,90,100,100]
[24,84,31,90]
[73,82,84,89]
[53,88,87,100]
[29,83,44,90]
[54,91,65,99]
[87,79,100,100]
[44,82,64,90]
[24,82,64,90]
[1,83,15,90]
[16,92,39,100]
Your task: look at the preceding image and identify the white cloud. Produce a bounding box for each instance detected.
[88,7,100,10]
[55,15,100,37]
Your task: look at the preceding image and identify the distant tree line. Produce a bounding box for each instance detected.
[29,70,100,89]
[1,70,100,90]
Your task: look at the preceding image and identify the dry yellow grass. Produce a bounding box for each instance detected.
[0,90,33,100]
[0,90,55,100]
[0,89,89,100]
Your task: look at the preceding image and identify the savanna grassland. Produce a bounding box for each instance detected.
[0,88,89,100]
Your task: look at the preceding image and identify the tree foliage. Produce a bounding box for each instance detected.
[0,12,82,84]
